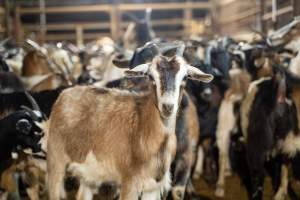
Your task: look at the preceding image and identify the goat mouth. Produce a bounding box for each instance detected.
[160,112,173,120]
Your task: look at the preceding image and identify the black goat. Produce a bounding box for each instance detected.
[240,67,300,200]
[0,57,24,93]
[0,92,46,174]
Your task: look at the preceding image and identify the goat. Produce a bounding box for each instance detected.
[215,65,251,197]
[169,93,200,200]
[0,57,25,93]
[0,93,46,199]
[123,9,155,50]
[46,43,213,200]
[105,76,200,200]
[21,41,74,91]
[240,66,300,200]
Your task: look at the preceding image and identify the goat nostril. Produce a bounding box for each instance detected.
[162,104,174,115]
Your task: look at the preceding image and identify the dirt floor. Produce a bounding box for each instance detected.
[193,175,273,200]
[192,174,300,200]
[35,174,300,200]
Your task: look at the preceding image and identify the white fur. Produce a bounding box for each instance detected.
[279,131,300,158]
[215,97,236,197]
[141,191,161,200]
[193,145,204,179]
[68,150,172,200]
[76,184,94,200]
[11,152,18,159]
[149,56,187,132]
[67,151,121,187]
[289,51,300,76]
[21,74,52,90]
[36,120,49,153]
[274,165,288,200]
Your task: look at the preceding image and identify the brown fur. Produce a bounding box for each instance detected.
[47,85,177,199]
[30,74,66,92]
[257,57,274,78]
[22,51,50,77]
[21,50,72,91]
[186,96,200,165]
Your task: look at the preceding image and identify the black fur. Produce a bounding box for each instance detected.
[0,87,65,117]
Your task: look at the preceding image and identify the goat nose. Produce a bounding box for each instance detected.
[162,104,174,116]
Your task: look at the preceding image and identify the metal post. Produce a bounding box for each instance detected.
[272,0,277,29]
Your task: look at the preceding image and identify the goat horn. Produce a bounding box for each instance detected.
[24,91,41,112]
[145,8,152,23]
[21,105,37,116]
[176,42,185,56]
[0,37,11,47]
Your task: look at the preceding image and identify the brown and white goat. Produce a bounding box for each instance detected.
[215,66,251,197]
[46,44,213,200]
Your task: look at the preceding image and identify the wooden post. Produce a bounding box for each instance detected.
[14,5,23,45]
[184,0,192,37]
[293,0,300,17]
[210,0,219,36]
[76,25,83,47]
[4,0,12,37]
[259,0,266,33]
[39,0,46,44]
[272,0,277,30]
[110,4,120,40]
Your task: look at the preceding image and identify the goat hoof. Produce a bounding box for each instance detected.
[274,192,287,200]
[224,169,232,177]
[215,186,225,197]
[192,172,201,180]
[172,186,185,200]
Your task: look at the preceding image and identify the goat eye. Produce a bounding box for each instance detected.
[181,76,187,86]
[183,76,188,81]
[149,75,155,84]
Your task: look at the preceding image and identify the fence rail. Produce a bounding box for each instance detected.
[14,2,212,43]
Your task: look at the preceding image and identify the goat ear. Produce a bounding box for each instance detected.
[16,119,32,135]
[124,64,149,77]
[186,65,214,83]
[112,58,130,68]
